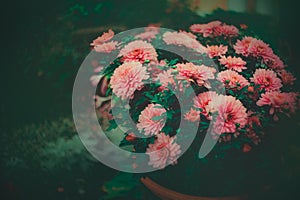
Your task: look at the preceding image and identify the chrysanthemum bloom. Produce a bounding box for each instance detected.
[213,24,239,37]
[184,108,200,122]
[217,70,249,90]
[219,56,247,72]
[118,40,158,63]
[176,63,215,88]
[137,104,166,136]
[257,91,298,116]
[146,133,181,169]
[189,21,222,37]
[233,36,257,56]
[248,39,274,60]
[155,69,176,88]
[264,54,285,70]
[179,30,197,39]
[162,31,206,53]
[251,69,282,91]
[94,41,118,53]
[278,70,296,85]
[90,29,114,46]
[193,91,218,119]
[135,29,159,41]
[110,62,149,99]
[209,95,248,135]
[206,45,228,58]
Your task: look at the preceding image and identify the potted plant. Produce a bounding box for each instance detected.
[87,21,299,199]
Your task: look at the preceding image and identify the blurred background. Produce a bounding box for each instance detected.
[1,0,299,199]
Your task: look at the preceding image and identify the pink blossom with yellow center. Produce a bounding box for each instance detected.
[137,104,166,136]
[205,45,228,58]
[176,63,215,88]
[90,29,114,46]
[110,62,149,99]
[251,69,282,91]
[193,91,218,119]
[184,108,200,122]
[217,70,249,89]
[219,56,247,72]
[162,31,206,53]
[209,95,248,135]
[118,40,158,63]
[146,133,181,169]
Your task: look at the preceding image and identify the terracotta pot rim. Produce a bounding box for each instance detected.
[141,176,248,200]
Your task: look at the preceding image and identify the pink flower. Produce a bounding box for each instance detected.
[162,31,206,53]
[206,45,228,58]
[146,133,181,169]
[245,128,261,145]
[90,29,114,46]
[251,69,282,91]
[264,54,285,70]
[118,40,158,63]
[137,104,166,136]
[213,24,239,37]
[247,111,262,128]
[278,70,296,85]
[189,21,222,37]
[179,30,197,39]
[193,91,218,119]
[257,91,298,116]
[155,69,176,88]
[248,39,274,60]
[233,36,257,56]
[217,70,249,89]
[219,56,246,72]
[184,109,200,122]
[110,62,149,99]
[135,28,159,41]
[209,95,248,134]
[242,144,252,153]
[90,75,101,86]
[176,63,215,88]
[94,41,118,53]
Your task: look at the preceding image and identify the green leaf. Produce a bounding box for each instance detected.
[107,120,117,131]
[102,173,140,199]
[168,58,179,66]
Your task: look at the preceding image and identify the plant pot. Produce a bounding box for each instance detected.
[141,177,248,200]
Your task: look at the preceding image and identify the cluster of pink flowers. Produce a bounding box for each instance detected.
[190,21,239,38]
[90,29,119,53]
[162,31,206,53]
[90,22,298,169]
[234,36,285,70]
